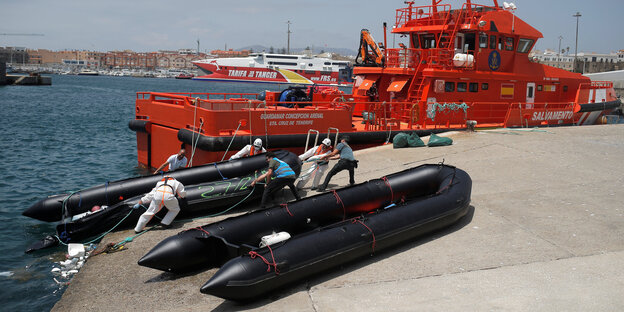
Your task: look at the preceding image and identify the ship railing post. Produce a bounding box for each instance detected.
[305,130,320,152]
[327,127,339,147]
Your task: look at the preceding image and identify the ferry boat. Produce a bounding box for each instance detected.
[130,0,621,169]
[192,53,353,86]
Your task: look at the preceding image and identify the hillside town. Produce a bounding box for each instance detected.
[1,45,623,77]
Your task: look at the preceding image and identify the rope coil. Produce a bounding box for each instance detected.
[249,244,280,275]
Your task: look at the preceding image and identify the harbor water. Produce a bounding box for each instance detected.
[0,75,298,311]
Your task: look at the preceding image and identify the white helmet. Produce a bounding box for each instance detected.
[253,138,263,148]
[322,138,331,147]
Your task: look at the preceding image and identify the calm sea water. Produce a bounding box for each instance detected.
[0,75,294,311]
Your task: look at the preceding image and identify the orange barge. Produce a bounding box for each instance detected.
[130,0,620,169]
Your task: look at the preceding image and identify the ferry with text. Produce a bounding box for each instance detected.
[192,53,353,86]
[130,0,621,168]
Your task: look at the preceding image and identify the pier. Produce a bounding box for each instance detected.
[51,124,624,311]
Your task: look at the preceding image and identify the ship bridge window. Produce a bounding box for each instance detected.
[411,34,420,49]
[445,82,455,92]
[457,82,467,92]
[479,33,488,48]
[421,35,436,49]
[489,35,496,49]
[469,83,479,92]
[505,37,514,51]
[482,83,489,90]
[463,33,476,53]
[517,39,534,53]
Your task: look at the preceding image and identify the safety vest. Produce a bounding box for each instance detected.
[314,145,329,156]
[273,158,295,178]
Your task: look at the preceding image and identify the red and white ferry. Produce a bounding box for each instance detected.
[192,53,353,86]
[131,0,621,168]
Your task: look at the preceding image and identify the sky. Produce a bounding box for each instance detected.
[1,0,622,55]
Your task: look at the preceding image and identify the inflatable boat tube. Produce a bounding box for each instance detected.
[24,150,300,222]
[178,128,442,152]
[138,164,471,276]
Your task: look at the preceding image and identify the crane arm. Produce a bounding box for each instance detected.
[355,29,384,67]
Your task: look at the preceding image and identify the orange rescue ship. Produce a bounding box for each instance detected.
[130,0,621,168]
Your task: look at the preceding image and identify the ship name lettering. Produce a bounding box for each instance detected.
[228,70,247,77]
[255,71,277,79]
[531,111,573,121]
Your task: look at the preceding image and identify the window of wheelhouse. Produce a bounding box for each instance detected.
[469,83,478,92]
[517,39,534,53]
[479,33,488,48]
[505,37,514,51]
[489,35,496,49]
[421,34,436,49]
[463,33,476,53]
[411,34,420,49]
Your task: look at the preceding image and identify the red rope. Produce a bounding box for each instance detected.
[353,219,376,253]
[436,172,455,195]
[382,176,394,201]
[331,190,346,220]
[249,245,280,274]
[193,226,211,236]
[281,203,293,217]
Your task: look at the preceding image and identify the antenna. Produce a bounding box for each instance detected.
[286,21,292,54]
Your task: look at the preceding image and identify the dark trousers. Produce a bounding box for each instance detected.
[320,159,356,190]
[260,177,301,208]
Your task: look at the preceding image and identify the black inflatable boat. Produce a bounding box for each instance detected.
[25,151,301,252]
[138,164,472,301]
[23,150,299,223]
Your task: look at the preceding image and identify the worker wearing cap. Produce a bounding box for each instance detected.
[229,138,266,160]
[133,176,186,232]
[296,138,333,190]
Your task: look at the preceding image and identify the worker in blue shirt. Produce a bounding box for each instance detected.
[251,151,301,208]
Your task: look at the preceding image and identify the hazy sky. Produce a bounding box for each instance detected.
[1,0,622,54]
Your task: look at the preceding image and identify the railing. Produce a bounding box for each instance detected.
[385,48,420,68]
[137,92,351,112]
[395,4,451,28]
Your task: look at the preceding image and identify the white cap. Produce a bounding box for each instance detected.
[253,138,263,148]
[322,138,331,146]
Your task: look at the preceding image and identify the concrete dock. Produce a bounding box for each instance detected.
[52,124,624,312]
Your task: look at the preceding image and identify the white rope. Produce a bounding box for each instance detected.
[189,97,201,167]
[221,122,242,161]
[188,119,204,167]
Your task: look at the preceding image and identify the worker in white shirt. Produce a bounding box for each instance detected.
[154,148,187,174]
[229,138,266,160]
[296,138,333,190]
